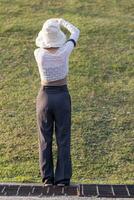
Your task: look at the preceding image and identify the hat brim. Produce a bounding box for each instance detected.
[35,29,67,48]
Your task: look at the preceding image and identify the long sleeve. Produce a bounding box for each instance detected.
[34,48,45,81]
[60,19,80,43]
[59,19,80,56]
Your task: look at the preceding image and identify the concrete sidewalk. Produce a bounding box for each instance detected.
[0,196,130,200]
[0,196,132,200]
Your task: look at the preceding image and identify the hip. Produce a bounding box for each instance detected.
[36,85,70,102]
[36,84,71,111]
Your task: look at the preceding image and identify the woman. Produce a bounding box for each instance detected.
[34,18,80,186]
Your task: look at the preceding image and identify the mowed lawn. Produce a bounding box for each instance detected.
[0,0,134,184]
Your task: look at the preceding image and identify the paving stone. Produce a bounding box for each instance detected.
[64,185,78,196]
[82,184,98,197]
[42,185,55,196]
[112,184,129,197]
[17,185,33,196]
[97,184,114,197]
[30,186,45,196]
[0,185,7,196]
[126,185,134,197]
[3,185,19,196]
[53,186,64,196]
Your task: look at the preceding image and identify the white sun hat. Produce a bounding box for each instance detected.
[35,18,67,48]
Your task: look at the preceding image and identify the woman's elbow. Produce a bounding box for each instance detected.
[75,27,80,34]
[76,28,80,40]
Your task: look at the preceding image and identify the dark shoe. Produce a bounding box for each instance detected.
[55,179,70,186]
[43,178,54,186]
[56,183,70,186]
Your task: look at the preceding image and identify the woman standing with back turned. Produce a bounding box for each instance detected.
[34,18,80,186]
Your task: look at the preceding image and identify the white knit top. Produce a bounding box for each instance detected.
[34,19,80,82]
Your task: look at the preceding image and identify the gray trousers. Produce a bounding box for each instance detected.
[36,84,72,184]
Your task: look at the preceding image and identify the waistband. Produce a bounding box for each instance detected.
[41,84,68,92]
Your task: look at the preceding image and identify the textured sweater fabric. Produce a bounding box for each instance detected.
[34,19,80,82]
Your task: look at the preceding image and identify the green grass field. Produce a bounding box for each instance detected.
[0,0,134,184]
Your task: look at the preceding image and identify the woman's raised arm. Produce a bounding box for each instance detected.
[59,18,80,46]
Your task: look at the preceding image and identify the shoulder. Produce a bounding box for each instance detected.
[34,48,46,59]
[34,48,41,57]
[34,48,40,57]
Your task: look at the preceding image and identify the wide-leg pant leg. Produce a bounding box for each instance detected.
[53,91,72,184]
[36,86,54,183]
